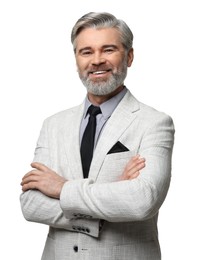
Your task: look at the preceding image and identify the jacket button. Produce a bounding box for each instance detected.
[73,245,78,252]
[86,228,90,233]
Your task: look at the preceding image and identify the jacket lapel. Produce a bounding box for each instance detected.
[63,102,84,180]
[89,90,140,181]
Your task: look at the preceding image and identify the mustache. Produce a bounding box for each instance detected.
[87,65,113,73]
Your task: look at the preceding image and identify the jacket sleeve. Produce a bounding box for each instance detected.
[20,119,101,238]
[60,114,175,222]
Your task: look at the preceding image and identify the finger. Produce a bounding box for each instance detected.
[125,156,145,173]
[131,157,146,168]
[31,162,49,172]
[120,170,140,181]
[22,169,42,180]
[22,181,38,192]
[124,155,140,171]
[21,174,39,186]
[123,161,145,180]
[127,170,140,180]
[126,161,146,178]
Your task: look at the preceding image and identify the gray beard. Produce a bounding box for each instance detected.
[78,60,128,96]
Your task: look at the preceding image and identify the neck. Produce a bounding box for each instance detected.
[87,85,124,106]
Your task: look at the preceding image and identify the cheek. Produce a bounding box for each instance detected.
[76,64,88,78]
[112,59,125,72]
[109,55,125,67]
[76,59,89,73]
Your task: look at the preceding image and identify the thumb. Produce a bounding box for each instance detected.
[31,162,49,172]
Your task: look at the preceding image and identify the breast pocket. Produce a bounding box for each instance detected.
[97,150,137,183]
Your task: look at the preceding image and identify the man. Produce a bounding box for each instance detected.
[20,12,175,260]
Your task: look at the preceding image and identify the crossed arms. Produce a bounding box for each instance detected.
[21,155,145,199]
[20,113,174,235]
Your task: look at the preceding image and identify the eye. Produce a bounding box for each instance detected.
[104,48,114,53]
[80,50,92,56]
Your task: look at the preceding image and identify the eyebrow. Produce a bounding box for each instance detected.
[78,44,118,54]
[102,44,118,49]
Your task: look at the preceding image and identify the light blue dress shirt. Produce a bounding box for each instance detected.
[80,87,127,149]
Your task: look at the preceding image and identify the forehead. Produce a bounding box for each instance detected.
[75,27,123,50]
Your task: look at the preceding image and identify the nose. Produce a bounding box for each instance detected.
[91,51,105,65]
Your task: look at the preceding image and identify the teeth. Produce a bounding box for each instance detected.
[92,71,106,74]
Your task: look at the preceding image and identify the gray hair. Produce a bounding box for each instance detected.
[71,12,133,53]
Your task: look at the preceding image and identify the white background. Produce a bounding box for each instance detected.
[0,0,199,259]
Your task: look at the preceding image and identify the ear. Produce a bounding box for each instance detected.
[127,48,134,67]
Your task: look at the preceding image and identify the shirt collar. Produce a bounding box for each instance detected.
[83,86,127,119]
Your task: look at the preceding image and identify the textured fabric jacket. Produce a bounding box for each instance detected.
[20,90,175,260]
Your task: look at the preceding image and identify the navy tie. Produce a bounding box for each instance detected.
[80,105,101,178]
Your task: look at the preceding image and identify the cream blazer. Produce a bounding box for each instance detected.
[20,90,175,260]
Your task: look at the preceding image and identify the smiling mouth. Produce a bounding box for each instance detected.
[89,69,112,75]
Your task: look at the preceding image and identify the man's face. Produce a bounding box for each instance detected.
[75,28,133,96]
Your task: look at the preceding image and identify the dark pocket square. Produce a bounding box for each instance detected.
[107,141,129,154]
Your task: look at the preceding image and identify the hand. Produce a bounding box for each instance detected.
[21,162,67,199]
[119,155,145,181]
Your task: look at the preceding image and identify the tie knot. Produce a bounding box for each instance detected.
[88,105,101,116]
